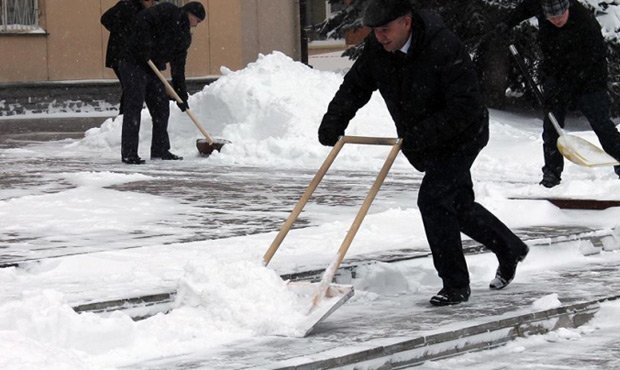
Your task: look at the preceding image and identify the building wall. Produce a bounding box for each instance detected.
[0,0,301,83]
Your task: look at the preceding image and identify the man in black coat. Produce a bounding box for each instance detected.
[116,1,206,164]
[101,0,159,115]
[504,0,620,187]
[318,0,529,306]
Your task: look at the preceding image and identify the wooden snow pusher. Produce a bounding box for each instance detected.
[263,135,402,336]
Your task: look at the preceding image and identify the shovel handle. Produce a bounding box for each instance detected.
[147,60,215,145]
[263,136,346,266]
[310,138,402,310]
[508,45,564,137]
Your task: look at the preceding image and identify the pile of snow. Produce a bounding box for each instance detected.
[71,52,400,170]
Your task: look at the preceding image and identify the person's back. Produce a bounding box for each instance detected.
[127,2,192,69]
[101,0,145,69]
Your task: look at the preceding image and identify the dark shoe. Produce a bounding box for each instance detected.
[430,286,470,306]
[490,245,529,290]
[122,156,145,165]
[539,172,561,188]
[151,151,183,160]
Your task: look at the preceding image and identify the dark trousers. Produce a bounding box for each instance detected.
[543,90,620,177]
[417,153,527,290]
[112,66,124,115]
[117,59,171,159]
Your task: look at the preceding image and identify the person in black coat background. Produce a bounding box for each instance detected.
[101,0,159,115]
[503,0,620,187]
[319,0,529,306]
[116,1,205,164]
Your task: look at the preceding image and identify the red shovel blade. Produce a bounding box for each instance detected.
[196,138,230,156]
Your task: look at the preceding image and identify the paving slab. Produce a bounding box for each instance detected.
[122,248,620,369]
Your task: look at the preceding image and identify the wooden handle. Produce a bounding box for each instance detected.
[263,137,346,265]
[309,138,402,310]
[147,60,215,145]
[263,136,402,268]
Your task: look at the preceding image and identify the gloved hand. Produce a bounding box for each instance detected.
[318,125,342,146]
[173,84,189,111]
[176,99,189,112]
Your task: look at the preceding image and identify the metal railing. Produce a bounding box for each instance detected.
[0,0,39,33]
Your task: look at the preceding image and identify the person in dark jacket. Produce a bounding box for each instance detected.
[101,0,159,115]
[503,0,620,187]
[318,0,529,306]
[116,1,206,164]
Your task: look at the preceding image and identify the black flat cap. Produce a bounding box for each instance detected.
[183,1,206,21]
[363,0,413,27]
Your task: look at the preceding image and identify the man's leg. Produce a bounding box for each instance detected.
[145,74,176,159]
[454,170,529,290]
[118,60,147,163]
[578,90,620,176]
[540,79,571,187]
[540,105,567,187]
[112,66,124,115]
[418,155,472,305]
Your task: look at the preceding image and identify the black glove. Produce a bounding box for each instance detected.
[318,125,342,146]
[176,99,189,112]
[175,87,189,111]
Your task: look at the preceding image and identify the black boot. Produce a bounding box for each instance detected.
[539,172,561,188]
[151,151,183,160]
[430,286,470,306]
[490,245,529,290]
[122,156,145,165]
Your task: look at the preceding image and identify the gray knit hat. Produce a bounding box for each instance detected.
[541,0,570,17]
[362,0,413,27]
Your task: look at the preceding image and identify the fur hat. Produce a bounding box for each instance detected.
[363,0,413,27]
[541,0,570,17]
[182,1,206,21]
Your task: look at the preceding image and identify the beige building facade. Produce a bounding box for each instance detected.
[0,0,302,83]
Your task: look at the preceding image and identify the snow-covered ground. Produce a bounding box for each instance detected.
[2,49,620,369]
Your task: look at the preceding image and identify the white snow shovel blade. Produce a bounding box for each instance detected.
[287,281,354,337]
[558,135,620,167]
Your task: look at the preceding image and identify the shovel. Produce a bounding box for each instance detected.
[509,45,619,167]
[147,60,229,156]
[264,135,402,336]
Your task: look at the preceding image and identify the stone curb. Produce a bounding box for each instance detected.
[274,295,620,369]
[70,227,610,319]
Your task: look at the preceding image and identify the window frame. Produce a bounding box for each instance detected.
[0,0,43,34]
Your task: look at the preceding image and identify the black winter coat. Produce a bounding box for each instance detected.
[320,10,488,171]
[125,2,193,98]
[101,0,144,69]
[506,0,608,94]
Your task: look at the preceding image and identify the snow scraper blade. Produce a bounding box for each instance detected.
[557,135,619,167]
[147,60,230,156]
[263,136,402,336]
[287,281,354,337]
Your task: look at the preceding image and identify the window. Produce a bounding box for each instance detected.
[0,0,40,33]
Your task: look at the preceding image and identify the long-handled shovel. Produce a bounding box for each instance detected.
[147,60,229,156]
[509,45,619,167]
[264,135,402,336]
